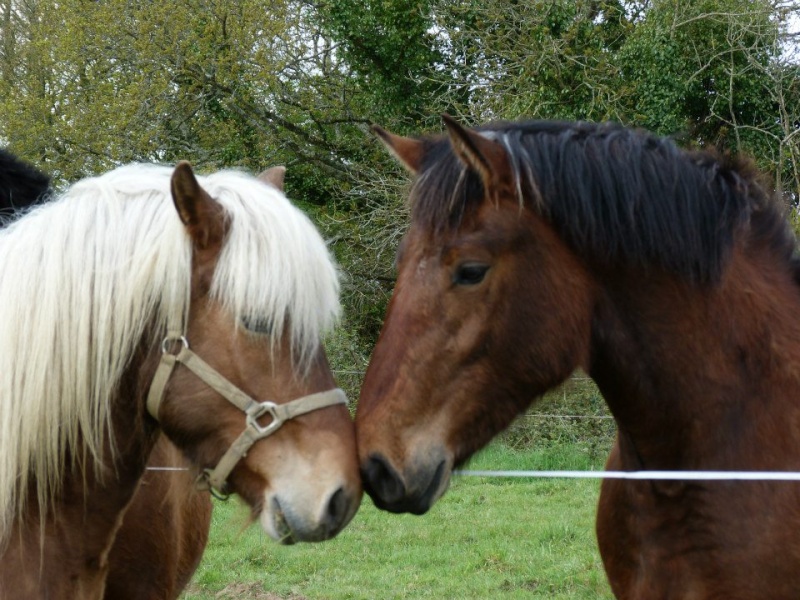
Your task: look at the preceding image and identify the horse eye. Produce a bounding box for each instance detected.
[453,263,490,286]
[241,316,272,335]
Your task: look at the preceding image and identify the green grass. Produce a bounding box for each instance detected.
[182,442,614,600]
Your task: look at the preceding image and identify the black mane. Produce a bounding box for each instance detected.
[410,121,793,283]
[0,149,50,216]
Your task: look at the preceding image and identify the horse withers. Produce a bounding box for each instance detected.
[0,160,361,598]
[357,116,800,598]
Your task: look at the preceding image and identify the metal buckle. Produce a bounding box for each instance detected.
[246,401,285,438]
[196,470,231,501]
[161,335,189,355]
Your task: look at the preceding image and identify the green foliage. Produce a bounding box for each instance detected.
[617,0,781,146]
[0,0,371,192]
[428,0,797,200]
[317,0,447,126]
[1,0,798,384]
[2,0,279,179]
[433,1,632,121]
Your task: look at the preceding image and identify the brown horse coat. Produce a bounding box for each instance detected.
[357,116,800,599]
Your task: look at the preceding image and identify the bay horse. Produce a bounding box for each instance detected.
[357,115,800,599]
[0,161,361,598]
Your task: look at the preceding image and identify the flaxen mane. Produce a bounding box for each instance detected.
[0,164,339,542]
[410,121,793,284]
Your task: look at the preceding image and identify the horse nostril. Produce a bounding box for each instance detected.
[325,486,347,529]
[361,453,406,509]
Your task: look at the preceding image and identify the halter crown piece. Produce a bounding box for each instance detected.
[146,309,347,497]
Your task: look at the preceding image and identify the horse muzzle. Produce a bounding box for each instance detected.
[262,483,359,544]
[360,451,451,515]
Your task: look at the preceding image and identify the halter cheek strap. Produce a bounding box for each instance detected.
[146,334,347,496]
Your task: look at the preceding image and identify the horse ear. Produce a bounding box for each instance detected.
[258,166,286,191]
[372,125,424,174]
[442,113,509,190]
[171,161,225,250]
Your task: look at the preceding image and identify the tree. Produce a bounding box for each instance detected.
[432,0,634,122]
[1,0,369,195]
[1,0,797,381]
[317,0,447,126]
[616,1,792,180]
[0,0,425,387]
[427,0,798,200]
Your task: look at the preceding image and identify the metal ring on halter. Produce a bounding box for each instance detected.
[161,335,189,355]
[246,401,284,438]
[196,471,231,501]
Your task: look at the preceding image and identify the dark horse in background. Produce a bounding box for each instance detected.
[356,116,800,598]
[0,148,212,598]
[0,148,50,210]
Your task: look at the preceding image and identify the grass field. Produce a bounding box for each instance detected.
[182,441,614,599]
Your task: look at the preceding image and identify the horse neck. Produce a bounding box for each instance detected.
[0,343,160,599]
[588,249,800,470]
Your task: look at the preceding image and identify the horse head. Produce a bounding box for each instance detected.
[149,162,362,543]
[357,117,594,513]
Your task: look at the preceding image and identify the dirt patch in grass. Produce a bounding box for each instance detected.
[184,583,308,600]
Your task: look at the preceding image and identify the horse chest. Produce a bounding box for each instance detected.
[0,457,147,598]
[597,477,800,599]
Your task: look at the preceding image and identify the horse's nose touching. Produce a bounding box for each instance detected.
[361,454,408,511]
[360,452,449,515]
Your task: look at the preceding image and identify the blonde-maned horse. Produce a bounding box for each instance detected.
[0,161,362,599]
[0,151,291,599]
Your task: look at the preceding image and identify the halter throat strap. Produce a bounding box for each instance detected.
[146,335,347,495]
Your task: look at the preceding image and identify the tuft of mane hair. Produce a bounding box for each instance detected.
[0,163,340,544]
[410,120,794,284]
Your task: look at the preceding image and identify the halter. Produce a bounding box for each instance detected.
[146,321,347,497]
